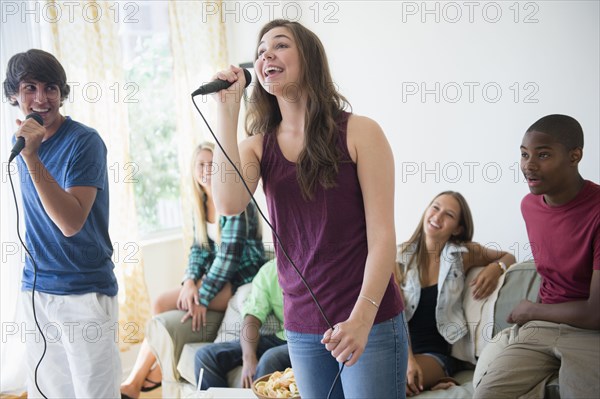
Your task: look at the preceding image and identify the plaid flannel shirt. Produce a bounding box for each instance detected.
[183,202,265,307]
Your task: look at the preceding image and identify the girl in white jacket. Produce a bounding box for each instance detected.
[395,191,515,397]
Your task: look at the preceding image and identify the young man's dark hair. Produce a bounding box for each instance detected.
[3,49,70,106]
[526,113,584,150]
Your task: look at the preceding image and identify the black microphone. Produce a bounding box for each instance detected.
[191,69,252,96]
[8,113,44,163]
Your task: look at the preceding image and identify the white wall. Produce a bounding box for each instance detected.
[224,0,600,262]
[142,234,187,304]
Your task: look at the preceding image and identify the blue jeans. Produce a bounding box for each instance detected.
[286,314,408,399]
[255,343,292,378]
[194,335,290,389]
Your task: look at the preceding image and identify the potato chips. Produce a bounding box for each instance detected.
[254,368,299,398]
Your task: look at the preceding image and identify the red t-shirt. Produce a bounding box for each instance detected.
[521,180,600,304]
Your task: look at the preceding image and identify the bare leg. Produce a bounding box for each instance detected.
[121,288,180,398]
[145,363,162,387]
[152,287,183,314]
[206,282,233,312]
[120,340,159,398]
[412,355,448,393]
[120,283,233,398]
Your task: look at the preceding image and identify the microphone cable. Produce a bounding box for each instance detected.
[7,158,49,399]
[191,92,345,399]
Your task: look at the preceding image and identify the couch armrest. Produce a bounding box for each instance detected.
[493,260,540,335]
[146,309,225,384]
[452,261,541,364]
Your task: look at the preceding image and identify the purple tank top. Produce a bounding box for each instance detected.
[261,111,403,333]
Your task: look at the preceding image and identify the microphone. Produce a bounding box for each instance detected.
[8,113,44,163]
[191,69,252,96]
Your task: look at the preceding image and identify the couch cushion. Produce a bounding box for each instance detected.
[214,283,253,343]
[470,262,540,387]
[415,370,474,399]
[214,282,282,344]
[451,266,506,364]
[178,342,212,386]
[492,261,539,334]
[178,342,245,388]
[451,261,540,365]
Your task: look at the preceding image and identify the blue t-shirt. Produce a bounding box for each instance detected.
[17,117,117,296]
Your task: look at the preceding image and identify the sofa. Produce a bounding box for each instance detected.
[417,260,560,399]
[147,260,559,399]
[146,280,282,398]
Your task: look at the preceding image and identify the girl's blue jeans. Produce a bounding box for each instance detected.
[286,313,408,399]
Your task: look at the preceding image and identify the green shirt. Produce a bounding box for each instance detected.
[241,259,285,340]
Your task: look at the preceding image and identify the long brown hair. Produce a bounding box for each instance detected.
[398,191,474,285]
[245,19,351,200]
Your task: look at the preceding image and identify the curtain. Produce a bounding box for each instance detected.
[43,0,150,350]
[0,13,42,395]
[168,0,229,249]
[1,0,231,393]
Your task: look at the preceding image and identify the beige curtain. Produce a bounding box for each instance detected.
[44,0,150,350]
[168,0,229,249]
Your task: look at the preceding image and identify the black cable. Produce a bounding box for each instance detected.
[191,97,334,331]
[191,95,345,398]
[327,364,344,398]
[8,162,48,399]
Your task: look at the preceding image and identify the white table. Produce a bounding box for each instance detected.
[184,387,256,399]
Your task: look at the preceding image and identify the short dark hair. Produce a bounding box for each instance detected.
[3,49,70,106]
[526,114,584,150]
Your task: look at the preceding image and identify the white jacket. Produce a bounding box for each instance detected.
[398,242,468,344]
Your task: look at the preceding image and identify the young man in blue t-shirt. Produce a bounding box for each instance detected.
[4,49,120,398]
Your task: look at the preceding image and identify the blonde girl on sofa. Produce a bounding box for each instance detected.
[396,191,515,397]
[121,142,265,399]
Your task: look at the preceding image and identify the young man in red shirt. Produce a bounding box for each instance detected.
[474,114,599,398]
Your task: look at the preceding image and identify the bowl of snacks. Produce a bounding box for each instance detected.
[252,368,300,399]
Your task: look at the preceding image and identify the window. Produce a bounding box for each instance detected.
[119,2,182,235]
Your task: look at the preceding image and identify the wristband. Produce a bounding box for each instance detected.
[498,261,508,274]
